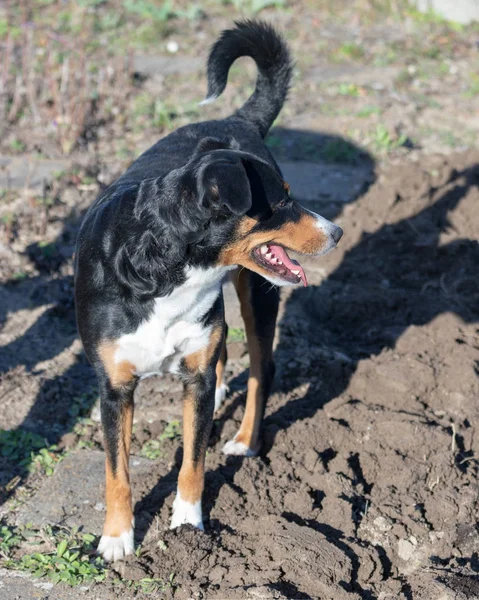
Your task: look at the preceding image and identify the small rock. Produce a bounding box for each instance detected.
[166,40,179,53]
[397,539,415,561]
[374,516,393,532]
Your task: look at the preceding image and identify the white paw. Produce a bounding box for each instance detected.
[170,493,204,530]
[214,382,229,412]
[97,529,134,562]
[222,438,257,456]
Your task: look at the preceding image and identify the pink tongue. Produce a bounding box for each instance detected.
[268,244,308,287]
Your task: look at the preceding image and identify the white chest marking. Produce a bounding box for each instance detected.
[114,266,233,377]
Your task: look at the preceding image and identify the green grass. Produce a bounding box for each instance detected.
[9,139,26,153]
[337,83,362,97]
[439,130,462,148]
[123,573,176,594]
[227,0,286,14]
[1,523,177,590]
[132,93,199,131]
[123,0,175,22]
[406,6,465,31]
[140,420,181,460]
[227,327,246,343]
[356,105,381,118]
[465,74,479,98]
[0,525,22,557]
[332,42,365,62]
[321,138,360,164]
[16,539,106,585]
[0,391,98,481]
[0,427,65,477]
[0,430,49,465]
[372,124,408,153]
[1,525,106,586]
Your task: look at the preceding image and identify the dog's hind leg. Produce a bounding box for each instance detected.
[94,342,137,561]
[171,323,224,530]
[214,324,228,411]
[223,269,279,456]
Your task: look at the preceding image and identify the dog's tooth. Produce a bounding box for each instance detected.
[265,252,272,260]
[260,245,268,255]
[291,269,300,275]
[278,260,283,265]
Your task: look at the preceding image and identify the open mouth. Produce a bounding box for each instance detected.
[252,244,308,286]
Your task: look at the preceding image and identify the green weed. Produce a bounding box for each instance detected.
[0,525,22,557]
[373,47,397,66]
[465,74,479,97]
[140,420,181,460]
[356,105,381,118]
[0,429,64,477]
[337,83,361,97]
[0,18,21,39]
[406,6,464,31]
[132,93,198,131]
[9,139,26,153]
[37,240,56,258]
[1,525,105,586]
[123,0,175,21]
[439,130,461,148]
[1,213,15,227]
[321,138,359,164]
[372,124,407,152]
[15,537,106,586]
[0,430,47,464]
[124,573,176,594]
[30,448,64,477]
[11,271,28,282]
[228,0,286,14]
[333,42,364,62]
[227,328,246,343]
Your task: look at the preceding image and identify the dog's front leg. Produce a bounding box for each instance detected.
[97,378,136,561]
[170,324,224,530]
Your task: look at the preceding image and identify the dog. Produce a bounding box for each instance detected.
[74,19,343,561]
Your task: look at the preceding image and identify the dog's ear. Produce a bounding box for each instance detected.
[198,157,252,216]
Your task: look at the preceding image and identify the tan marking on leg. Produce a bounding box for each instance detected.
[177,392,204,504]
[103,401,133,537]
[98,341,135,388]
[178,324,223,504]
[232,270,271,451]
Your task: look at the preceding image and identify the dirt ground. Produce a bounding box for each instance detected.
[1,2,479,599]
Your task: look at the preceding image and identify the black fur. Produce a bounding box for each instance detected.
[74,20,314,544]
[204,19,293,137]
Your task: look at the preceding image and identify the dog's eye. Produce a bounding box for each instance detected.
[277,199,289,209]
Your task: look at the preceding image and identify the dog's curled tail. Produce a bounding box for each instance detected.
[202,19,293,138]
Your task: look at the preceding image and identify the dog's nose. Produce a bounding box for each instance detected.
[332,226,343,244]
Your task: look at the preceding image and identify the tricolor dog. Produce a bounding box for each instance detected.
[74,20,343,561]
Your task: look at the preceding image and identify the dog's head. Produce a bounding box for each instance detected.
[162,137,343,287]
